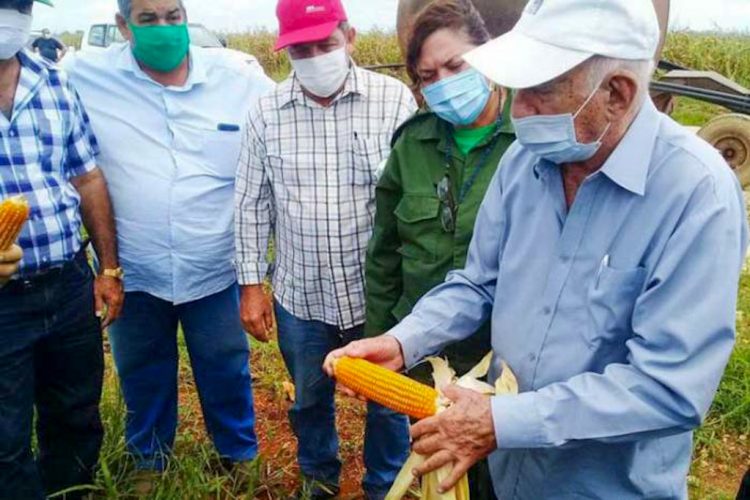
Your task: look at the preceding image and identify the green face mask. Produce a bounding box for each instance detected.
[128,22,190,73]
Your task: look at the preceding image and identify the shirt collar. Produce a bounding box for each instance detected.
[281,60,364,109]
[598,98,660,196]
[12,50,48,119]
[533,99,661,196]
[115,43,207,89]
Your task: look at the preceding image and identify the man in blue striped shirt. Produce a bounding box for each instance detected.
[0,1,123,498]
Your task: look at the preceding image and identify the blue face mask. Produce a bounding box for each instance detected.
[422,67,492,126]
[511,83,611,164]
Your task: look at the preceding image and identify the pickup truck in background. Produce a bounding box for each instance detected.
[67,21,262,71]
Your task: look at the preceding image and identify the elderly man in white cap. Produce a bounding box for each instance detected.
[325,0,749,498]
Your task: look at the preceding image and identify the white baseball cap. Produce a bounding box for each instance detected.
[463,0,660,89]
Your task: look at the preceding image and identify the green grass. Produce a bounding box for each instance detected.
[66,336,283,500]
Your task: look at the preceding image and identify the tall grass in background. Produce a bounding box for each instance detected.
[61,29,750,89]
[663,31,750,88]
[226,28,404,81]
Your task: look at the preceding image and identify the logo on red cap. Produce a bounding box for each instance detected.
[305,5,327,14]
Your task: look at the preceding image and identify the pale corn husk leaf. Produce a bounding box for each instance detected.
[427,357,456,392]
[460,351,493,381]
[495,361,519,395]
[281,381,296,402]
[455,377,496,395]
[386,354,519,500]
[434,465,459,500]
[455,475,470,500]
[385,453,426,500]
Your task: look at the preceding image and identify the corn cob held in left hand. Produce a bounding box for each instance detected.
[0,196,30,251]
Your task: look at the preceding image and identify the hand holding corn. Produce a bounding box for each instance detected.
[0,195,30,251]
[326,343,518,500]
[0,244,23,285]
[0,196,29,285]
[409,383,497,494]
[323,336,406,377]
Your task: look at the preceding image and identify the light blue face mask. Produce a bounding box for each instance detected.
[422,67,492,126]
[511,83,612,164]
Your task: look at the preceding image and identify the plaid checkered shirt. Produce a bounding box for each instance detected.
[235,64,417,329]
[0,50,99,276]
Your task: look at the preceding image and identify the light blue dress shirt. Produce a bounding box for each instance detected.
[390,99,749,499]
[65,44,273,304]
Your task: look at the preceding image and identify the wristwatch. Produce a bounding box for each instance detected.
[100,267,125,281]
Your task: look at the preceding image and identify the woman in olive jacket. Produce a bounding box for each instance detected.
[365,1,515,498]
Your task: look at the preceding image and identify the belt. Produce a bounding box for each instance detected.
[5,248,88,292]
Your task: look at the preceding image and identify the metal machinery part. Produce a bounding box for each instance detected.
[698,114,750,187]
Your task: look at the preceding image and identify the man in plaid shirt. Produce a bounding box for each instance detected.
[235,0,416,497]
[0,1,122,498]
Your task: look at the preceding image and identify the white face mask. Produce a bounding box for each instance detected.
[0,9,32,60]
[290,47,350,98]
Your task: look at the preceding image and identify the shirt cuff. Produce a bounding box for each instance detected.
[491,392,547,449]
[68,158,98,178]
[236,262,268,286]
[387,315,428,370]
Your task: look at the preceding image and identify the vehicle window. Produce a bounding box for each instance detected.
[88,25,107,47]
[111,25,126,43]
[107,25,123,45]
[188,24,222,48]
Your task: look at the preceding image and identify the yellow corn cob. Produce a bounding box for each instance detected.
[0,196,29,251]
[333,357,438,420]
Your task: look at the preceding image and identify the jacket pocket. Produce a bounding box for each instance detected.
[394,194,441,261]
[586,264,648,347]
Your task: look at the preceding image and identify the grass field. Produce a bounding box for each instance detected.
[53,30,750,499]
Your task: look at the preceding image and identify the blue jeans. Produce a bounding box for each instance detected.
[0,252,104,500]
[109,284,257,470]
[274,302,410,499]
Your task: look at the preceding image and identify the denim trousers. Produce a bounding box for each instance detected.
[108,283,257,470]
[274,302,411,499]
[0,252,104,500]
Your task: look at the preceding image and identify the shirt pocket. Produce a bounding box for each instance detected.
[351,135,388,186]
[200,128,243,179]
[394,194,441,262]
[586,264,648,347]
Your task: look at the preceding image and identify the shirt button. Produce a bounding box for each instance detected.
[542,306,551,315]
[560,255,570,263]
[528,353,537,362]
[9,130,16,137]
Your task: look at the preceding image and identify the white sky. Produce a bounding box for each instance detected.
[31,0,750,34]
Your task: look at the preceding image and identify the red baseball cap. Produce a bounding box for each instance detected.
[275,0,348,52]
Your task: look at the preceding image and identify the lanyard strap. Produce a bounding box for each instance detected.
[444,115,504,204]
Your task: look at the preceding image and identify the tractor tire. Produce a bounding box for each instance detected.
[698,113,750,188]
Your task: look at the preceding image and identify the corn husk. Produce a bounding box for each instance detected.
[385,353,518,500]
